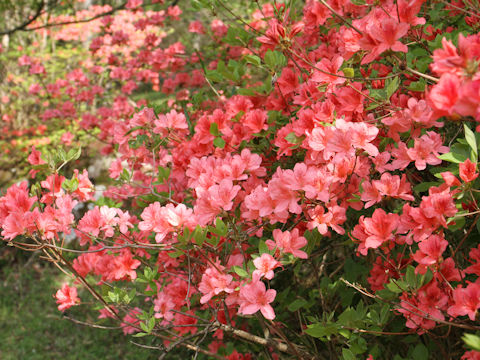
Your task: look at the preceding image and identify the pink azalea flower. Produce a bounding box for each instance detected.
[55,284,80,312]
[266,229,308,259]
[253,254,281,280]
[238,278,276,320]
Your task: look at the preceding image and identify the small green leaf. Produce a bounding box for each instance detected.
[57,148,67,162]
[192,225,206,246]
[140,321,149,333]
[244,54,261,66]
[408,80,426,92]
[438,146,470,163]
[61,177,79,192]
[385,76,399,99]
[132,332,149,337]
[264,50,286,70]
[207,235,220,247]
[209,122,220,136]
[284,132,304,144]
[259,241,269,254]
[448,215,466,231]
[288,298,308,312]
[214,218,228,237]
[465,124,478,161]
[342,348,355,360]
[167,249,184,258]
[67,147,82,161]
[232,266,249,278]
[463,333,480,351]
[413,181,438,193]
[147,317,155,332]
[157,166,171,183]
[205,70,223,83]
[419,268,434,288]
[405,266,416,288]
[386,280,405,293]
[305,323,339,338]
[412,344,428,360]
[213,137,225,149]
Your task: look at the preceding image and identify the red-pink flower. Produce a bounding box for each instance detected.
[55,284,80,311]
[407,131,449,170]
[460,159,479,183]
[448,283,480,321]
[360,18,409,64]
[412,234,448,273]
[253,253,281,280]
[238,278,276,320]
[199,265,234,304]
[111,250,141,281]
[352,209,399,255]
[428,73,460,118]
[121,308,141,335]
[27,146,46,165]
[266,229,308,259]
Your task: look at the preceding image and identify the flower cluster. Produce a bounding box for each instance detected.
[2,0,480,358]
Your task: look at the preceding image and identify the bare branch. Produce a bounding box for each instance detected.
[24,1,128,33]
[0,0,46,36]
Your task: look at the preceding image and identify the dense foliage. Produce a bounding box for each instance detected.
[2,0,480,358]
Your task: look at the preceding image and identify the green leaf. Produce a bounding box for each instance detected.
[132,332,149,337]
[157,166,171,183]
[207,235,220,247]
[438,143,471,163]
[259,241,269,254]
[448,214,466,232]
[405,266,416,288]
[411,344,428,360]
[209,122,219,136]
[213,218,228,237]
[463,333,480,351]
[284,132,304,144]
[465,124,478,161]
[342,348,355,360]
[232,266,249,278]
[167,249,184,258]
[264,50,276,69]
[386,280,405,293]
[244,54,261,66]
[67,147,81,161]
[385,76,399,99]
[140,321,149,333]
[61,177,79,192]
[408,80,426,92]
[264,50,286,70]
[369,88,387,101]
[237,87,257,96]
[419,269,434,288]
[129,134,148,149]
[288,298,308,312]
[414,181,438,193]
[57,148,67,162]
[147,317,155,332]
[305,323,339,338]
[192,225,206,246]
[213,137,225,149]
[205,70,223,83]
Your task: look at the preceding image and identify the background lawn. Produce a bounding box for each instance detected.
[0,248,159,360]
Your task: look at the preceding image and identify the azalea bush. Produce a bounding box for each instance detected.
[3,0,480,358]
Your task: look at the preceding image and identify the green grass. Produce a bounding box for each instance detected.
[0,251,158,360]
